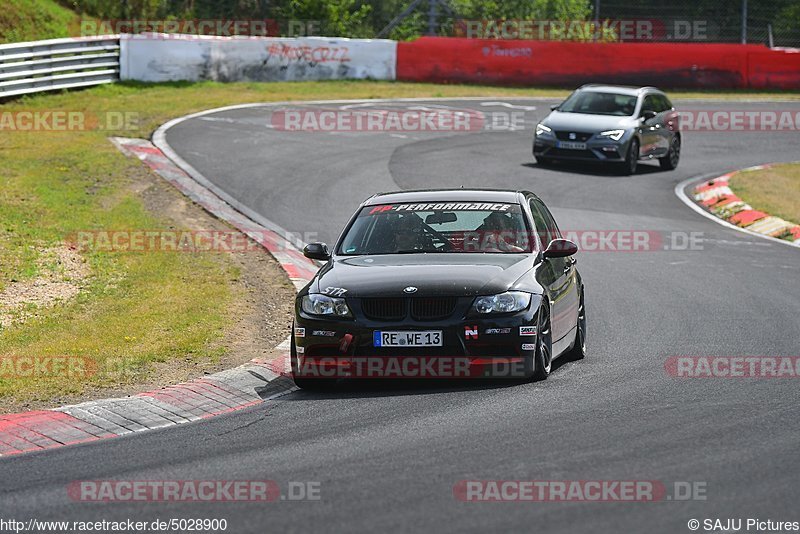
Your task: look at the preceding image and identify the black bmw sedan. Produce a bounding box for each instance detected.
[291,189,586,389]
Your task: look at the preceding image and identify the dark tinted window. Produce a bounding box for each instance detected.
[655,94,672,111]
[531,199,561,246]
[559,91,637,116]
[529,199,555,247]
[641,95,658,115]
[644,94,671,113]
[339,202,532,255]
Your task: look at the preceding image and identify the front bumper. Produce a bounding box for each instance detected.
[533,132,630,162]
[293,297,541,379]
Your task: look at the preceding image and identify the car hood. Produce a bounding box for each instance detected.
[310,254,535,298]
[543,111,639,132]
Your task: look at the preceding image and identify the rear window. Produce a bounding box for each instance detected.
[338,202,533,255]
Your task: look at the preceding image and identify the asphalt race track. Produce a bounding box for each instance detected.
[2,99,799,533]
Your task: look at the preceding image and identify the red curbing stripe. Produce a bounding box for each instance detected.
[180,381,244,409]
[139,388,218,418]
[0,411,105,456]
[199,400,262,419]
[0,438,23,455]
[684,164,800,249]
[730,210,769,226]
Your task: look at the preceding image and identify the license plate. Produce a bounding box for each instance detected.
[557,141,586,150]
[373,330,442,347]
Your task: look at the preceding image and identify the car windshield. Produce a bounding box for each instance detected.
[338,202,533,255]
[558,91,637,116]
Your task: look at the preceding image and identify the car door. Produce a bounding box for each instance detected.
[537,199,579,344]
[527,199,558,329]
[639,94,661,156]
[657,94,679,154]
[651,94,673,155]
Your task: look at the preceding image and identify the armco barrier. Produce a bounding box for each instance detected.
[396,37,800,89]
[120,34,397,82]
[0,35,120,98]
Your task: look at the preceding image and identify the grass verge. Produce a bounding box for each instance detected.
[0,0,85,44]
[729,163,800,224]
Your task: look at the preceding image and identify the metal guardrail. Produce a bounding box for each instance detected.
[0,35,120,98]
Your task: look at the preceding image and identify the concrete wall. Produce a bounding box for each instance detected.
[121,34,397,82]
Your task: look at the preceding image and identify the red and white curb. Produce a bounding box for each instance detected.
[0,136,317,458]
[675,164,800,249]
[0,360,292,457]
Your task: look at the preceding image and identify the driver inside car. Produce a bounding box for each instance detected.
[394,213,428,252]
[476,212,525,252]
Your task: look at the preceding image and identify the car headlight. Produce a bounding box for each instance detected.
[472,291,531,315]
[598,129,625,141]
[301,294,352,317]
[535,123,552,136]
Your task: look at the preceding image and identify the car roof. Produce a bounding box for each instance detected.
[363,189,530,205]
[578,84,664,96]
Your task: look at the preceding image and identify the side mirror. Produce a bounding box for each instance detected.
[543,239,578,259]
[303,242,330,261]
[642,110,657,121]
[550,104,560,111]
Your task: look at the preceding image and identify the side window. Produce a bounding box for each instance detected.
[641,95,657,115]
[528,199,552,248]
[530,199,560,247]
[657,95,672,111]
[537,201,563,240]
[533,199,561,243]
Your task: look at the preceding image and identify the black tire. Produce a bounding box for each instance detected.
[659,135,681,170]
[619,137,639,175]
[535,156,555,166]
[565,286,586,361]
[290,328,336,391]
[532,303,553,381]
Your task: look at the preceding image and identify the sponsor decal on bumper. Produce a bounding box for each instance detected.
[485,327,511,334]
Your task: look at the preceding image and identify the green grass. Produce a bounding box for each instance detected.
[729,163,800,224]
[1,79,799,408]
[0,0,85,43]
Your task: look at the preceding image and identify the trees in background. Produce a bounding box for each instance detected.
[57,0,800,44]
